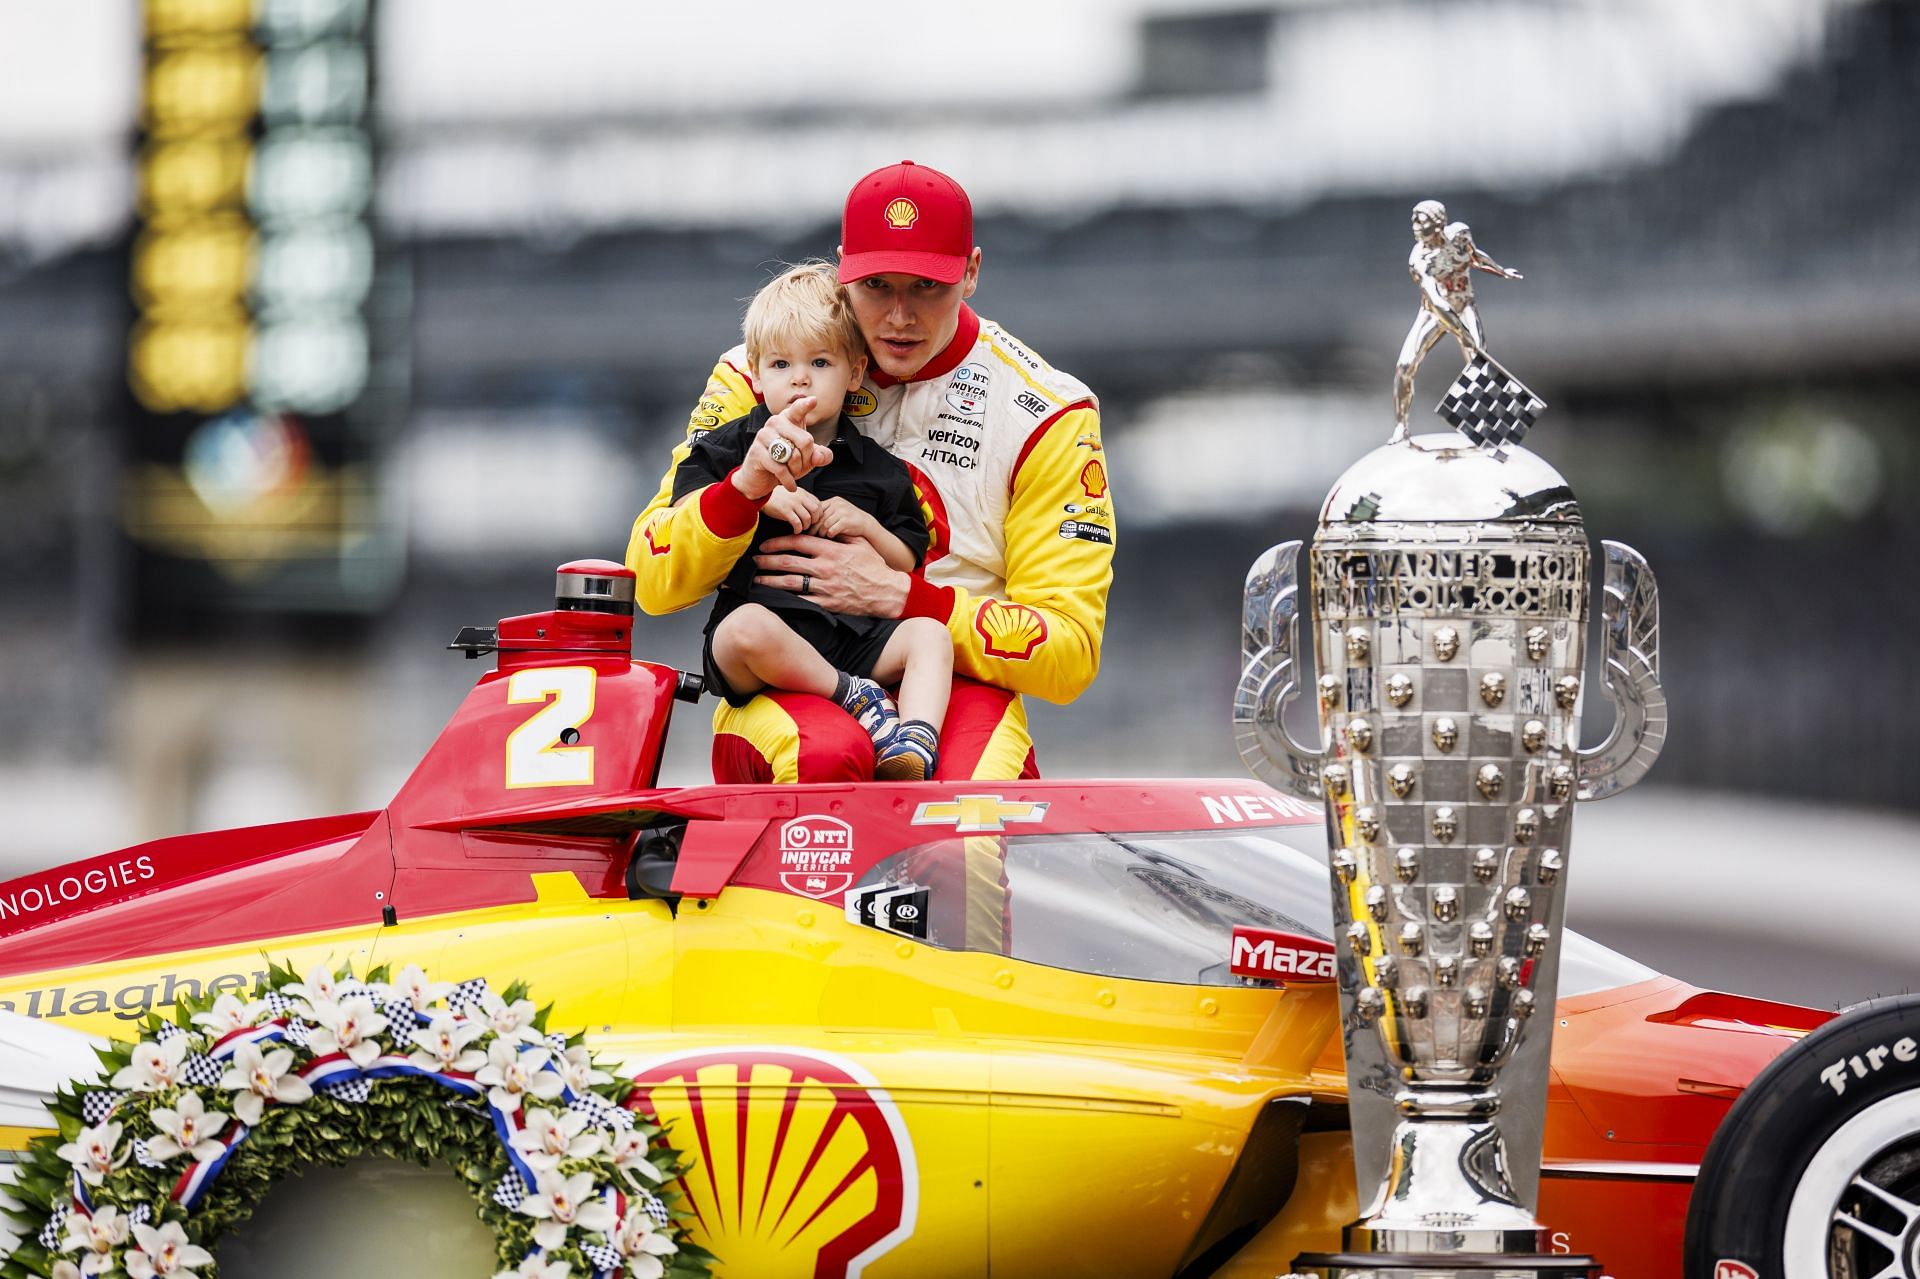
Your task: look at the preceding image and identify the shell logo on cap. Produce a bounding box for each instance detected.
[884,198,919,230]
[629,1047,918,1279]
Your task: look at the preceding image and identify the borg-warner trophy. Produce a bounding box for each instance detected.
[1235,202,1666,1277]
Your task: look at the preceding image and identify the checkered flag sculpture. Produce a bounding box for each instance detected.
[1434,354,1546,459]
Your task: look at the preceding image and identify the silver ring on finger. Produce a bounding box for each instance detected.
[768,438,794,466]
[800,574,812,596]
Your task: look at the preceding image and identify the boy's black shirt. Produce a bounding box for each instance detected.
[671,406,929,631]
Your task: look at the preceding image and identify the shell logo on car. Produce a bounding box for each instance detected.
[629,1047,917,1279]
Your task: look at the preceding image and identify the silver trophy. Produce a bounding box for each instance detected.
[1236,202,1665,1277]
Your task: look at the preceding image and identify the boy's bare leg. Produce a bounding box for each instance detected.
[711,604,839,699]
[871,618,953,730]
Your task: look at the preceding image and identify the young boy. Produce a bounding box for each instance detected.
[669,263,951,780]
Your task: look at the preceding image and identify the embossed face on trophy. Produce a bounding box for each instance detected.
[1233,203,1667,1279]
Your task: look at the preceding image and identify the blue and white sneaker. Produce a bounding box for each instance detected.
[875,720,940,782]
[838,676,900,752]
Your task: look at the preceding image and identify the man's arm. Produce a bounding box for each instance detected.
[902,403,1113,704]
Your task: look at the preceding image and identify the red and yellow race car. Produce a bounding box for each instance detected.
[0,563,1843,1277]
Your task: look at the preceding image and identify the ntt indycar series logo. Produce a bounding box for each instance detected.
[779,815,856,899]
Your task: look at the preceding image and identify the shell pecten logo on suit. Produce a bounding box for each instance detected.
[973,599,1049,661]
[630,1047,917,1279]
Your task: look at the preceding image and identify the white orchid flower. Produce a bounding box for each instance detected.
[56,1120,128,1188]
[219,1040,311,1125]
[557,1045,611,1095]
[281,963,344,1008]
[124,1221,214,1278]
[476,1040,564,1113]
[494,1252,571,1279]
[509,1106,603,1172]
[189,993,261,1036]
[111,1037,189,1093]
[305,994,389,1067]
[608,1128,664,1185]
[53,1262,84,1279]
[480,991,541,1043]
[389,964,454,1013]
[518,1170,616,1251]
[613,1202,679,1279]
[62,1204,130,1276]
[409,1013,489,1074]
[146,1091,231,1164]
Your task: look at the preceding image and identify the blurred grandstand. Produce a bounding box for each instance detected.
[0,0,1915,1004]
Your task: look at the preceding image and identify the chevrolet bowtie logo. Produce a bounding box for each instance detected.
[910,795,1050,833]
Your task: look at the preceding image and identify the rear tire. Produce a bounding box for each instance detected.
[1685,994,1920,1279]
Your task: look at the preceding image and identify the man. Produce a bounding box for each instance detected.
[1392,199,1523,438]
[625,161,1113,784]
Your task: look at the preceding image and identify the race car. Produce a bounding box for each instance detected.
[0,561,1858,1278]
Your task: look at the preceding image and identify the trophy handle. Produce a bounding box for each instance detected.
[1234,540,1327,801]
[1576,539,1667,800]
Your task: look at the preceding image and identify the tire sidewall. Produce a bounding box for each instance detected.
[1685,994,1920,1278]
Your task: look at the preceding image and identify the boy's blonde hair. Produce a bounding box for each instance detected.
[743,261,865,368]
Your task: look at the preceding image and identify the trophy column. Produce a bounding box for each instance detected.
[1234,202,1666,1279]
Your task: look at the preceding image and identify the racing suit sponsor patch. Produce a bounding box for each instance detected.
[1079,458,1108,498]
[1059,519,1111,545]
[974,600,1048,660]
[1014,392,1049,417]
[945,363,990,415]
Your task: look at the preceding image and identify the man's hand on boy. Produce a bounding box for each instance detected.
[763,487,821,534]
[808,496,878,544]
[733,397,831,499]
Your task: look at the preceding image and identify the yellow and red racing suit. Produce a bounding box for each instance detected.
[625,305,1114,782]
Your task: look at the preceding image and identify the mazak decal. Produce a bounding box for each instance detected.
[630,1047,918,1279]
[974,599,1048,660]
[945,363,990,416]
[1229,927,1336,983]
[844,386,878,417]
[778,815,856,899]
[911,795,1049,834]
[1079,458,1108,498]
[1819,1034,1918,1096]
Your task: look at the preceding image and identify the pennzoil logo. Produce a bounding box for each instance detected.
[1079,458,1108,499]
[974,599,1048,660]
[884,198,919,230]
[778,814,856,899]
[630,1047,918,1279]
[911,795,1049,833]
[844,386,878,418]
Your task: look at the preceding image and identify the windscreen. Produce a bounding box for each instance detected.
[849,824,1654,996]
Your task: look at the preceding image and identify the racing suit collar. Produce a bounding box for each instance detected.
[868,304,980,388]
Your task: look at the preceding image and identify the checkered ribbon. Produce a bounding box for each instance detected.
[584,1242,623,1271]
[155,1022,187,1044]
[638,1187,670,1226]
[281,1019,314,1048]
[544,1032,570,1056]
[131,1203,151,1226]
[82,1090,128,1125]
[448,978,491,1015]
[181,1053,224,1088]
[36,1201,66,1249]
[568,1092,632,1131]
[133,1138,168,1169]
[318,1078,372,1104]
[264,992,303,1019]
[492,1167,529,1210]
[1435,355,1546,459]
[382,1000,422,1032]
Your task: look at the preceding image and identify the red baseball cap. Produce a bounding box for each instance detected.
[837,161,974,285]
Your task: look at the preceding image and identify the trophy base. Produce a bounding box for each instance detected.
[1291,1251,1601,1279]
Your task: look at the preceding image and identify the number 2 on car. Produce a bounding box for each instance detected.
[504,666,596,787]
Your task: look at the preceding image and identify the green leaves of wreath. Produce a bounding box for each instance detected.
[1,961,716,1279]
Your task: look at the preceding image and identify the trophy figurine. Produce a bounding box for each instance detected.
[1235,202,1666,1277]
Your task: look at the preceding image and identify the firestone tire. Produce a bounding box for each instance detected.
[1684,994,1920,1279]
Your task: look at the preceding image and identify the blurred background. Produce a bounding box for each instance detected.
[1,0,1915,1009]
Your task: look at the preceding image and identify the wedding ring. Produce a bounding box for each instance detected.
[800,574,812,596]
[768,438,794,466]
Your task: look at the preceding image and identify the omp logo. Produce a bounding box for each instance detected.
[1820,1035,1918,1096]
[1014,391,1048,417]
[779,815,856,899]
[1078,458,1107,498]
[1229,927,1335,983]
[630,1048,918,1279]
[884,198,918,229]
[974,600,1048,661]
[1715,1262,1759,1279]
[910,795,1048,833]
